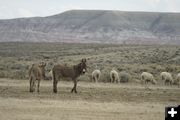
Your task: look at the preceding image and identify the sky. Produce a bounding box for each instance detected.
[0,0,180,19]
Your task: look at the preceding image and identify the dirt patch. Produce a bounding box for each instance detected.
[0,79,179,120]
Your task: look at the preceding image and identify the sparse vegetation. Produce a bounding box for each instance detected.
[0,42,180,120]
[0,42,180,85]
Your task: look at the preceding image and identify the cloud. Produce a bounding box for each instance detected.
[154,0,180,12]
[0,6,34,19]
[17,8,34,17]
[0,0,180,19]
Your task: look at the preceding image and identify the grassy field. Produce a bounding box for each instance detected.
[0,42,180,120]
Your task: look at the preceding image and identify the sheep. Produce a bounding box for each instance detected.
[160,72,173,85]
[92,69,101,82]
[176,73,180,87]
[110,69,120,83]
[141,72,157,86]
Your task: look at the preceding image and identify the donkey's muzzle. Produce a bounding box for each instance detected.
[82,69,86,74]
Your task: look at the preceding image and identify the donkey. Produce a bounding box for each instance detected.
[29,62,46,92]
[52,58,87,93]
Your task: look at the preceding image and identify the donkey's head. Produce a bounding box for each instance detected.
[39,62,46,79]
[79,58,87,74]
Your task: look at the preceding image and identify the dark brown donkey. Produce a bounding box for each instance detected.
[29,62,46,92]
[52,58,87,93]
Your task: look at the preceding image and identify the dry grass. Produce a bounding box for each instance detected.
[0,79,180,120]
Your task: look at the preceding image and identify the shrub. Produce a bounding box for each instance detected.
[119,71,131,83]
[0,71,6,78]
[99,70,111,83]
[77,74,91,82]
[10,70,27,79]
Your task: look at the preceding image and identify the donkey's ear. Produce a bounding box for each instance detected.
[39,62,42,66]
[43,63,46,66]
[39,62,46,67]
[84,58,86,62]
[81,58,86,62]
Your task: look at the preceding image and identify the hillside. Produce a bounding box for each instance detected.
[0,10,180,44]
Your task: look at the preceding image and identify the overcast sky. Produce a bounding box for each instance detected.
[0,0,180,19]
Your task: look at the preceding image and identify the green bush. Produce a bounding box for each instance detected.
[9,70,27,79]
[78,74,91,82]
[119,71,131,83]
[0,71,6,78]
[99,70,110,83]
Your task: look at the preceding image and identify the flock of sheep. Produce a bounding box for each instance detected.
[92,69,180,87]
[29,60,180,93]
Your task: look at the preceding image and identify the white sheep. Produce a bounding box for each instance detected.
[110,69,120,83]
[141,72,157,85]
[160,72,173,85]
[92,69,101,82]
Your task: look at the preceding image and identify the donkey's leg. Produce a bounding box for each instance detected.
[29,77,33,92]
[71,79,77,93]
[37,79,40,93]
[53,77,58,93]
[31,80,35,92]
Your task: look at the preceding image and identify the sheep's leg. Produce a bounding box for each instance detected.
[92,76,94,82]
[141,78,144,85]
[95,77,98,83]
[144,80,149,89]
[96,74,99,83]
[164,80,166,86]
[93,77,96,82]
[112,78,115,83]
[144,80,147,88]
[116,79,118,83]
